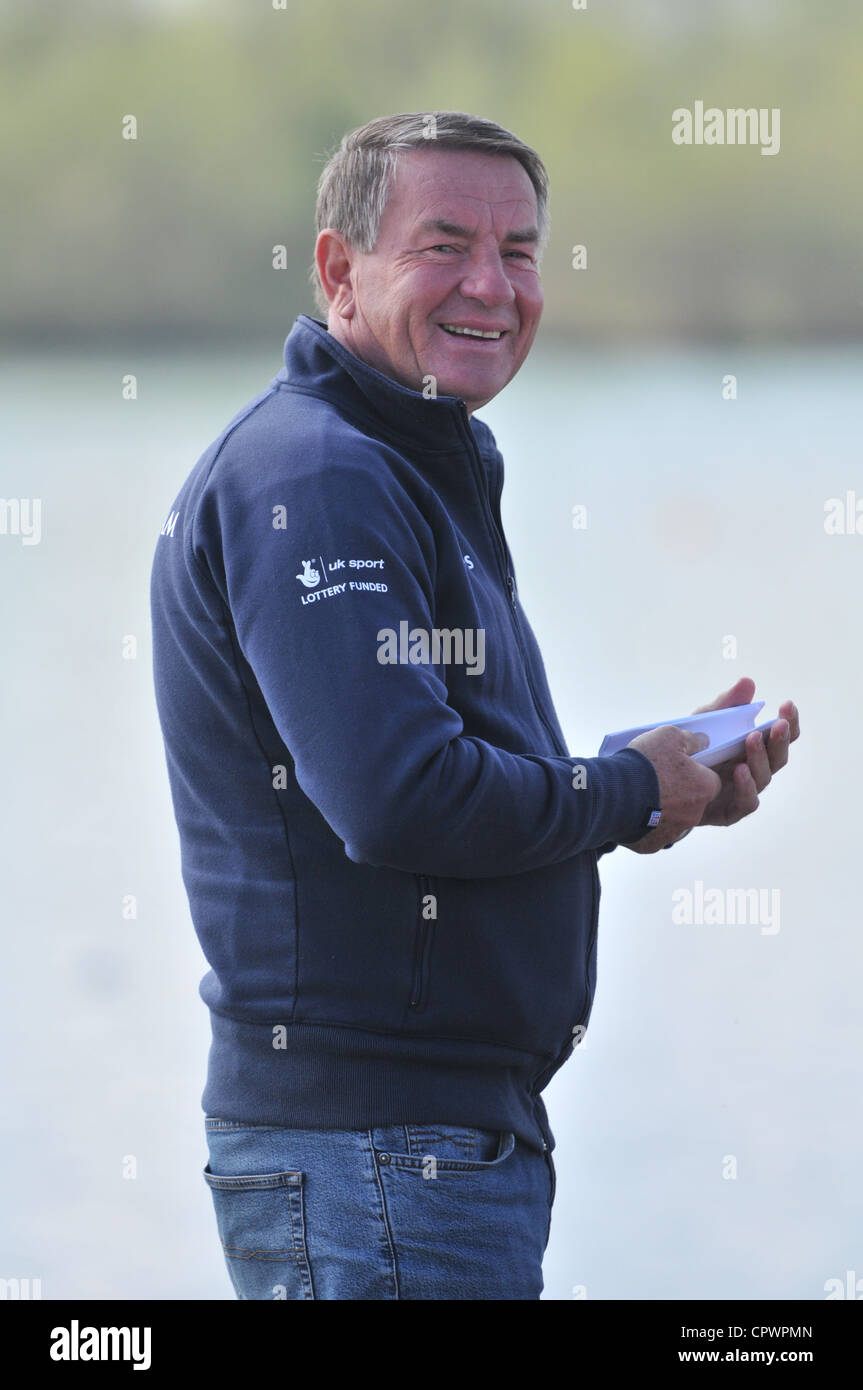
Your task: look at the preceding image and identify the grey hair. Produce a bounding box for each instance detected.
[308,110,550,317]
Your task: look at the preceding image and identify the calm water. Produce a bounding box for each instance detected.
[1,342,859,1299]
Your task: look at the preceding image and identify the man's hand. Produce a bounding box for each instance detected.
[623,726,722,854]
[689,675,800,829]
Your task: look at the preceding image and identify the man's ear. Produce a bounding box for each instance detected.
[315,229,356,319]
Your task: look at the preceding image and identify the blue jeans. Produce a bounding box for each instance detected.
[203,1117,556,1300]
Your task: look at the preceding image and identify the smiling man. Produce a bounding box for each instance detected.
[150,111,798,1301]
[315,140,543,409]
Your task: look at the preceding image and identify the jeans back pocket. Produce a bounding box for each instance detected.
[203,1165,314,1300]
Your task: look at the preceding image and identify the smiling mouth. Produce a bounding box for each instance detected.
[439,324,508,341]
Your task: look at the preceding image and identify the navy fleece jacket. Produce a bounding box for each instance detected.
[149,315,661,1153]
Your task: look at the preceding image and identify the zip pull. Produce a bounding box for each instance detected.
[506,574,516,607]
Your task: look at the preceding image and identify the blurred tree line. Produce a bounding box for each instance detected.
[2,0,861,344]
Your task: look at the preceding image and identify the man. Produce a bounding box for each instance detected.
[150,111,798,1300]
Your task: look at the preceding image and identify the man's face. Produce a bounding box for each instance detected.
[321,148,544,414]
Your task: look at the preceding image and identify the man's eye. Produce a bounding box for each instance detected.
[427,243,533,261]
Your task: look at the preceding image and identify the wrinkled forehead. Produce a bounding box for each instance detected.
[386,148,539,236]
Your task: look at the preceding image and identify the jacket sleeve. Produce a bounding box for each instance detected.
[195,448,660,879]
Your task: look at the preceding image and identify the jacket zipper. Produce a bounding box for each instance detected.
[409,873,435,1009]
[479,427,600,1054]
[457,410,598,1114]
[527,851,601,1105]
[583,852,601,1021]
[456,408,566,756]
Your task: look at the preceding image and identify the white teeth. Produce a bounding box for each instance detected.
[441,324,503,339]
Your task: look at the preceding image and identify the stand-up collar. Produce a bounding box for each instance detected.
[275,315,496,459]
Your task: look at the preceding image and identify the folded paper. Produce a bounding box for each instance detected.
[599,701,778,769]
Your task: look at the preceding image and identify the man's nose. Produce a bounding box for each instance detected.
[458,249,516,305]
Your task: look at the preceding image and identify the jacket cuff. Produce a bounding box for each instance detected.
[604,746,662,847]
